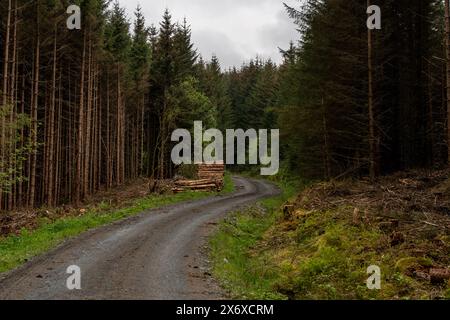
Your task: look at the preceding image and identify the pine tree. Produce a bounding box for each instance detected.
[130,5,151,177]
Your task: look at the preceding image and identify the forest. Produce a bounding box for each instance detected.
[0,0,448,211]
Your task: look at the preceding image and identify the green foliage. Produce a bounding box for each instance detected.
[0,105,33,192]
[170,76,216,130]
[145,9,208,177]
[197,56,233,131]
[278,0,445,179]
[210,180,298,299]
[173,18,198,81]
[130,5,151,84]
[211,210,284,300]
[104,1,132,63]
[225,58,279,131]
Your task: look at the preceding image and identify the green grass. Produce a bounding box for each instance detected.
[210,178,450,300]
[209,179,299,299]
[222,173,235,194]
[209,196,392,299]
[278,210,387,300]
[0,174,235,274]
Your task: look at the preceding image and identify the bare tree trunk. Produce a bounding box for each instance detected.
[27,53,34,207]
[445,0,450,165]
[96,72,102,190]
[1,0,12,209]
[29,1,40,208]
[368,0,377,181]
[2,0,11,106]
[18,67,25,207]
[47,25,57,206]
[84,39,92,197]
[322,97,331,180]
[116,64,121,185]
[8,0,18,210]
[121,101,125,183]
[140,95,145,176]
[68,63,73,201]
[55,68,62,207]
[106,72,112,188]
[427,61,435,165]
[75,32,87,204]
[92,66,98,192]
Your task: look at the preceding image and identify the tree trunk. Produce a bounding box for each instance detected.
[75,32,87,204]
[2,0,11,106]
[1,0,12,209]
[84,38,92,197]
[47,25,57,206]
[106,72,112,188]
[322,97,331,180]
[29,1,40,208]
[8,0,18,210]
[368,0,377,181]
[140,95,145,176]
[445,0,450,165]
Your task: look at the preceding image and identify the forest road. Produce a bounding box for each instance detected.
[0,177,279,300]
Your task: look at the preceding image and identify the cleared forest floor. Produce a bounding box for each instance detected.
[210,170,450,300]
[0,179,151,237]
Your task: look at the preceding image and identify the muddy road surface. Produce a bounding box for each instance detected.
[0,177,279,300]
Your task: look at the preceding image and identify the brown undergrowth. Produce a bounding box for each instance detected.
[0,178,155,236]
[211,170,450,300]
[273,170,450,299]
[292,170,450,249]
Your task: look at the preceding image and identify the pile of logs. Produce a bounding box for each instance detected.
[198,163,225,180]
[172,179,223,193]
[172,163,225,193]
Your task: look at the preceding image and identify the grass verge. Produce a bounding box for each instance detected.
[210,175,450,300]
[0,173,235,274]
[209,179,300,299]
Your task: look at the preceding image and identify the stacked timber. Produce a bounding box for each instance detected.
[197,163,225,180]
[172,179,222,193]
[172,163,225,193]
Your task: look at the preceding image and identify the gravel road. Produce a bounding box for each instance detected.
[0,177,279,300]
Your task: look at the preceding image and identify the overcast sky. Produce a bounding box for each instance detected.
[122,0,299,69]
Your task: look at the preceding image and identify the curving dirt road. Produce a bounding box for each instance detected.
[0,177,279,300]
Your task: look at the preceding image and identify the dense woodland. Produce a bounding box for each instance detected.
[0,0,449,211]
[279,0,447,180]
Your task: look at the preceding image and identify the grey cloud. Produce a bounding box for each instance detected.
[257,9,299,55]
[123,0,300,68]
[193,30,244,70]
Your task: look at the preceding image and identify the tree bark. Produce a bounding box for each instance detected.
[29,1,40,208]
[1,0,12,209]
[75,32,87,204]
[368,0,377,181]
[445,0,450,165]
[84,38,93,197]
[47,25,57,206]
[8,0,18,210]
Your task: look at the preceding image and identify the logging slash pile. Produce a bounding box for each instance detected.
[281,169,450,297]
[172,163,225,193]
